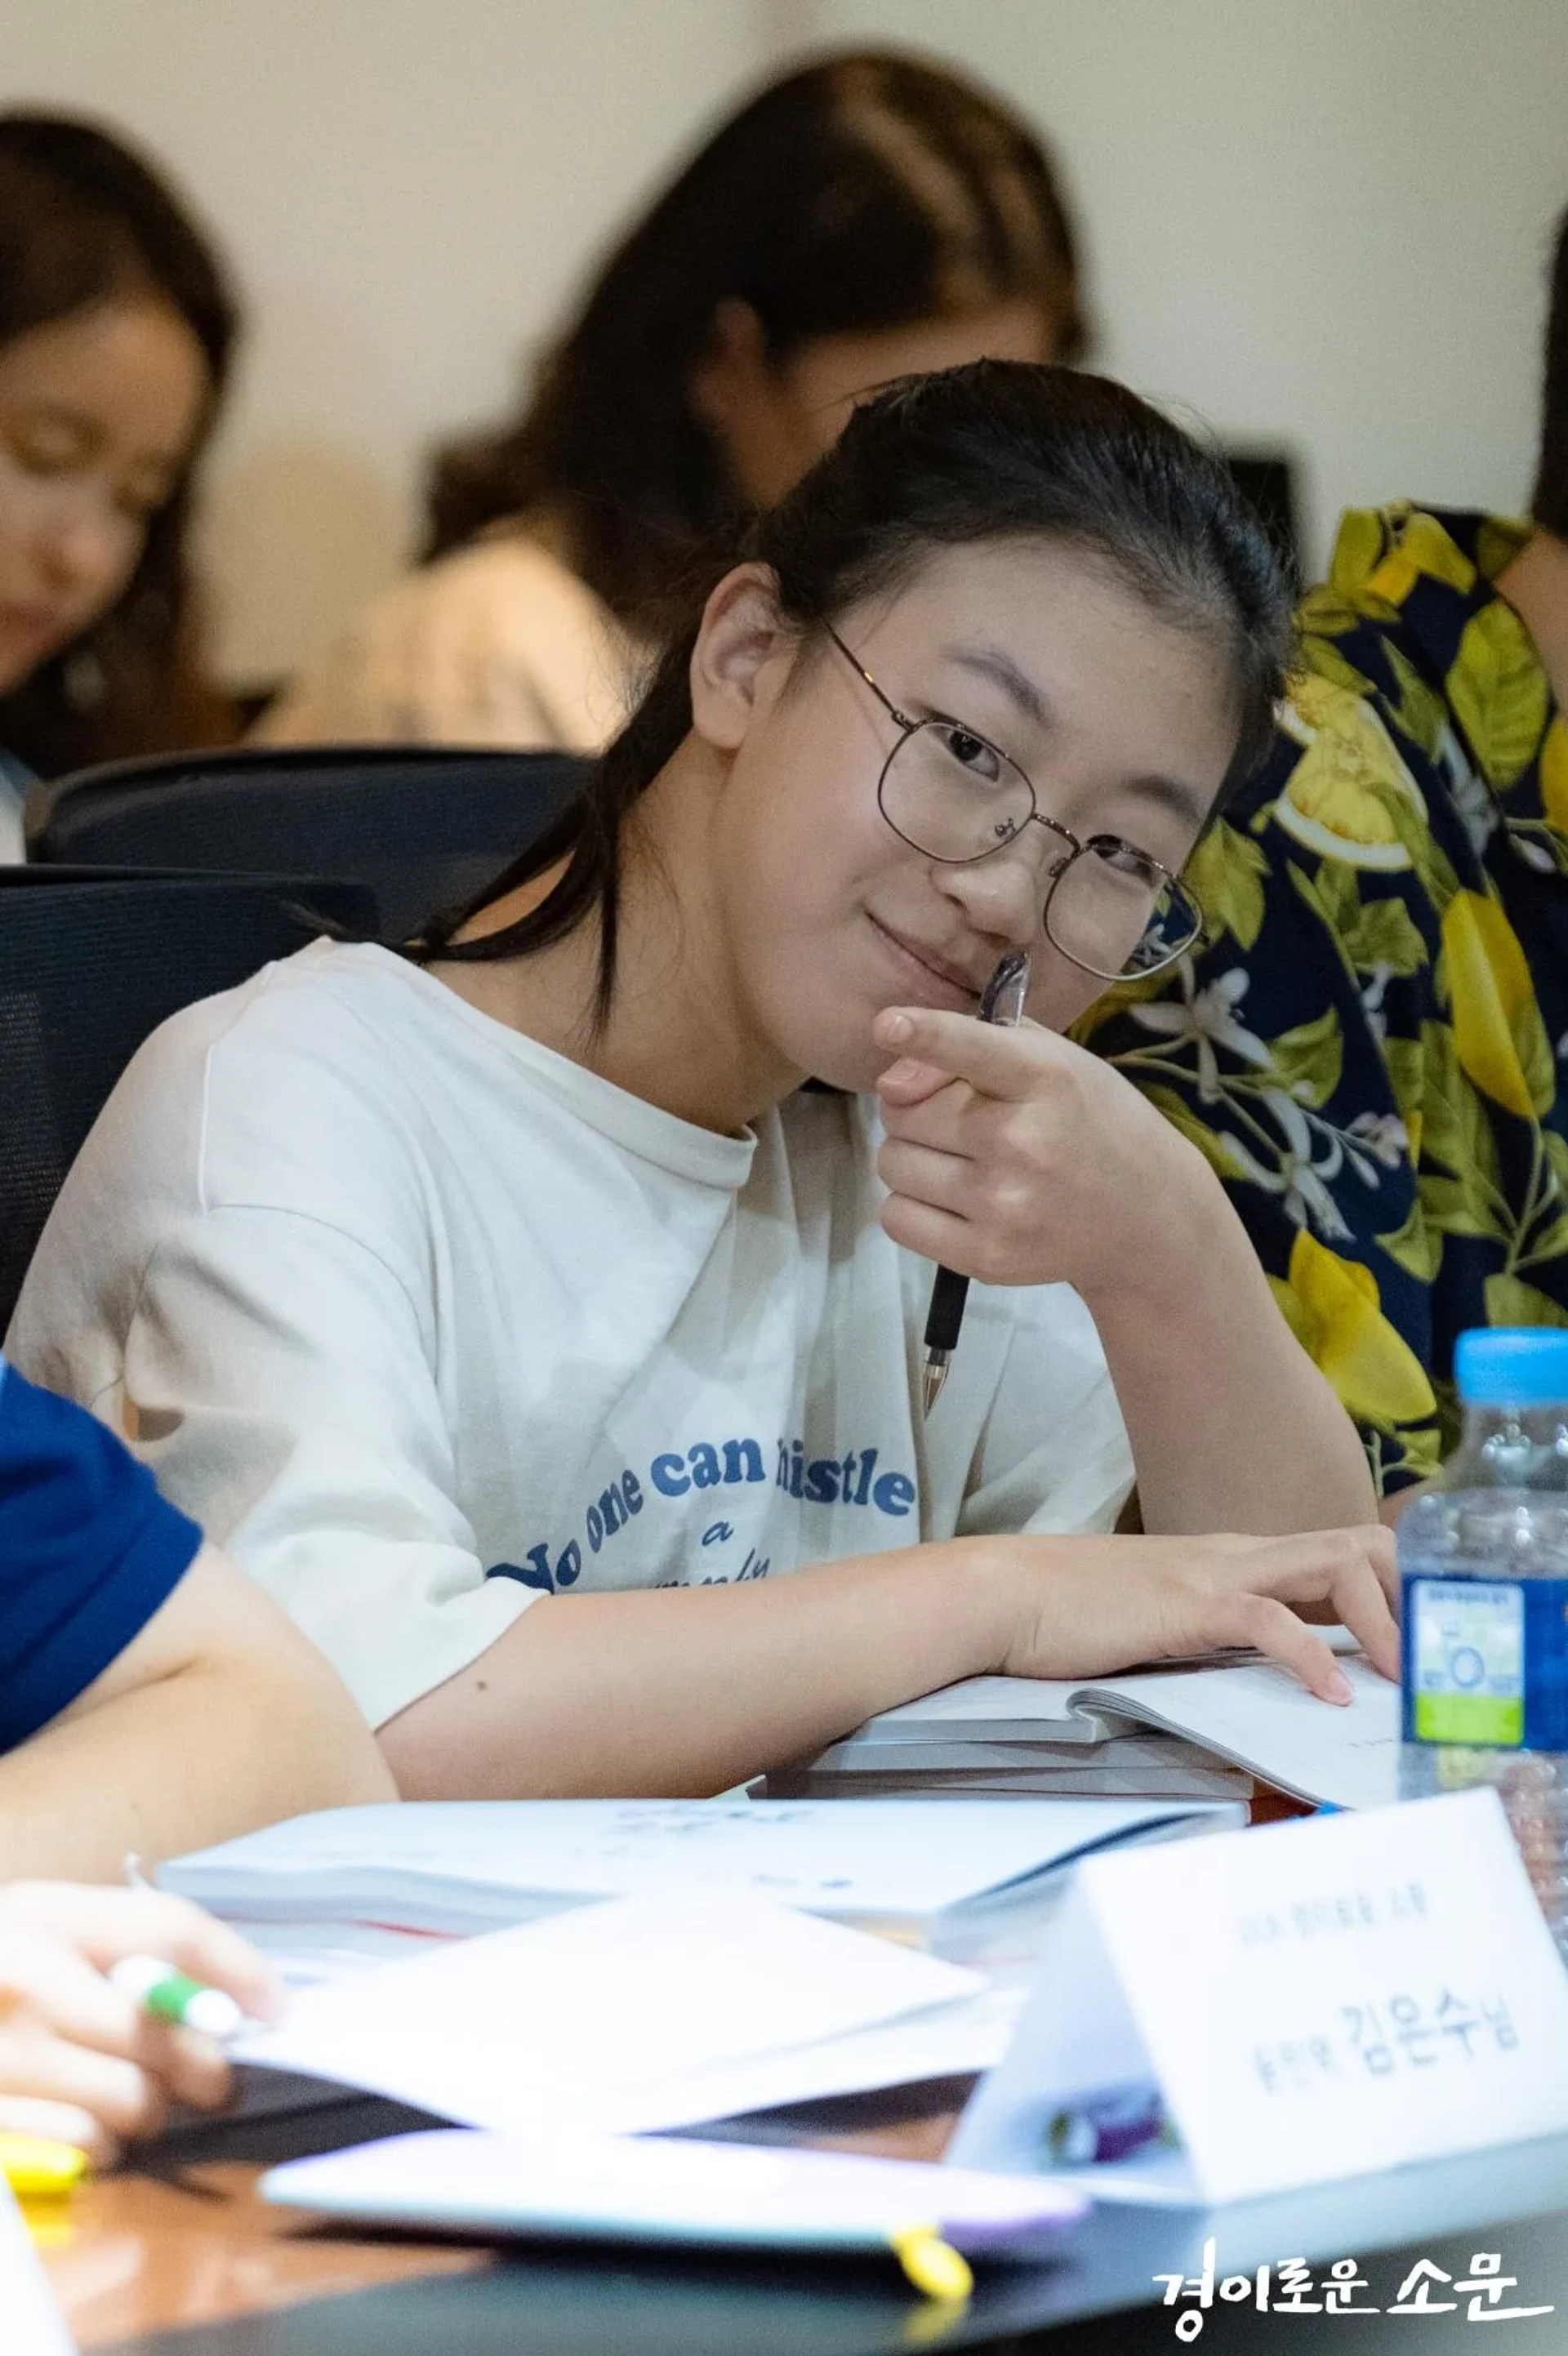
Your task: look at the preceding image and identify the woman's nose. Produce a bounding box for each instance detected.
[37,492,129,604]
[932,822,1053,944]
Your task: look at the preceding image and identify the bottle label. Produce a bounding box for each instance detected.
[1403,1575,1568,1748]
[1407,1579,1524,1745]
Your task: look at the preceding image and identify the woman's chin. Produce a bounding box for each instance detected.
[791,1039,889,1097]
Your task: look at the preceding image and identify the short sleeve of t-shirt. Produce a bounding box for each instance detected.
[0,1360,203,1751]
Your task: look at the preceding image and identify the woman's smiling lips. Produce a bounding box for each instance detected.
[867,914,985,1011]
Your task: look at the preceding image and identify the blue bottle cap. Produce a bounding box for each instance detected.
[1454,1328,1568,1407]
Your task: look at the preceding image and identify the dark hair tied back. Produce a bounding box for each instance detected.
[416,361,1293,1024]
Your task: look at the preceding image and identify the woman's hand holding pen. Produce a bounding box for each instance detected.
[871,992,1385,1561]
[0,1886,278,2162]
[871,1004,1208,1302]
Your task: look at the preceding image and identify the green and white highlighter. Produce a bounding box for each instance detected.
[109,1955,246,2040]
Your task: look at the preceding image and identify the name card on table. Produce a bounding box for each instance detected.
[0,2181,78,2354]
[950,1789,1568,2207]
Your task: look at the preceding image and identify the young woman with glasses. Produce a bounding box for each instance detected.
[11,363,1394,1798]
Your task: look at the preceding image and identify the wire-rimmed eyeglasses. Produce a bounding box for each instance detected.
[826,625,1205,984]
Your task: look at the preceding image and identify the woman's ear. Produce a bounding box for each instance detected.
[688,563,791,753]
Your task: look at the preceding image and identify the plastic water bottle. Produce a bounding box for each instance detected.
[1398,1328,1568,1961]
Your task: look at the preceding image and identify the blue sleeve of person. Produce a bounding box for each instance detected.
[0,1359,203,1751]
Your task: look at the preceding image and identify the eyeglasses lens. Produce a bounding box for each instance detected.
[1045,847,1200,981]
[880,724,1199,981]
[879,720,1033,863]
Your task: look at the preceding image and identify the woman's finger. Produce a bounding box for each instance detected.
[1245,1527,1401,1676]
[0,2092,118,2169]
[1232,1525,1386,1605]
[877,1191,990,1276]
[875,1136,976,1217]
[876,1078,984,1157]
[871,1006,1046,1099]
[0,1928,145,2055]
[0,2025,166,2142]
[874,1058,960,1109]
[1326,1558,1401,1682]
[1215,1592,1354,1704]
[1362,1522,1400,1607]
[0,1927,234,2098]
[1215,1527,1398,1684]
[110,2019,234,2114]
[0,1924,234,2141]
[0,1887,279,2024]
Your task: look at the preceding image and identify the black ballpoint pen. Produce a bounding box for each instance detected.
[920,947,1032,1416]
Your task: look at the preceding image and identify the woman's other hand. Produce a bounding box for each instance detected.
[995,1523,1399,1701]
[0,1885,278,2164]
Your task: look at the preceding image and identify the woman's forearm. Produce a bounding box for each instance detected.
[381,1539,1018,1800]
[0,1658,394,1883]
[1085,1178,1375,1535]
[377,1503,1400,1801]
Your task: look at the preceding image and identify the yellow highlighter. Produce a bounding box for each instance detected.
[0,2134,91,2199]
[888,2222,973,2303]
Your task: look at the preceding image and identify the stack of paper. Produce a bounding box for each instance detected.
[161,1793,1243,1983]
[235,1892,1011,2129]
[766,1650,1398,1813]
[768,1719,1255,1800]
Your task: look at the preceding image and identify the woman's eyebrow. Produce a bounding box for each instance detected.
[7,403,102,457]
[14,401,98,434]
[1122,771,1209,831]
[938,647,1209,831]
[942,643,1052,733]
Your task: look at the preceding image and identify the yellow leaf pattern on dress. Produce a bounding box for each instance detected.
[1446,603,1551,789]
[1367,510,1476,608]
[1441,890,1554,1119]
[1079,505,1567,1497]
[1271,1231,1437,1429]
[1275,675,1427,871]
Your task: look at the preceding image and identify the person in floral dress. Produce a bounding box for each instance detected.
[1078,207,1568,1499]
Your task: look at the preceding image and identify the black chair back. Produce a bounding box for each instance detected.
[25,745,589,942]
[0,870,375,1332]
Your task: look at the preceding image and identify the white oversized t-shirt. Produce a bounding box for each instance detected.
[7,944,1133,1727]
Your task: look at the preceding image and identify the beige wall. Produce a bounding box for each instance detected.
[802,0,1568,578]
[6,0,776,679]
[7,0,1566,684]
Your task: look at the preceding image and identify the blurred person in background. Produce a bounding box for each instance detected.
[260,49,1085,754]
[0,113,239,857]
[1078,201,1568,1509]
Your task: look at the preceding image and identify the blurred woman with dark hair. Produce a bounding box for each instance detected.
[260,49,1085,753]
[0,113,238,850]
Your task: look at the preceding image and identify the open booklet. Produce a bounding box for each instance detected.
[160,1793,1241,1988]
[766,1642,1396,1813]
